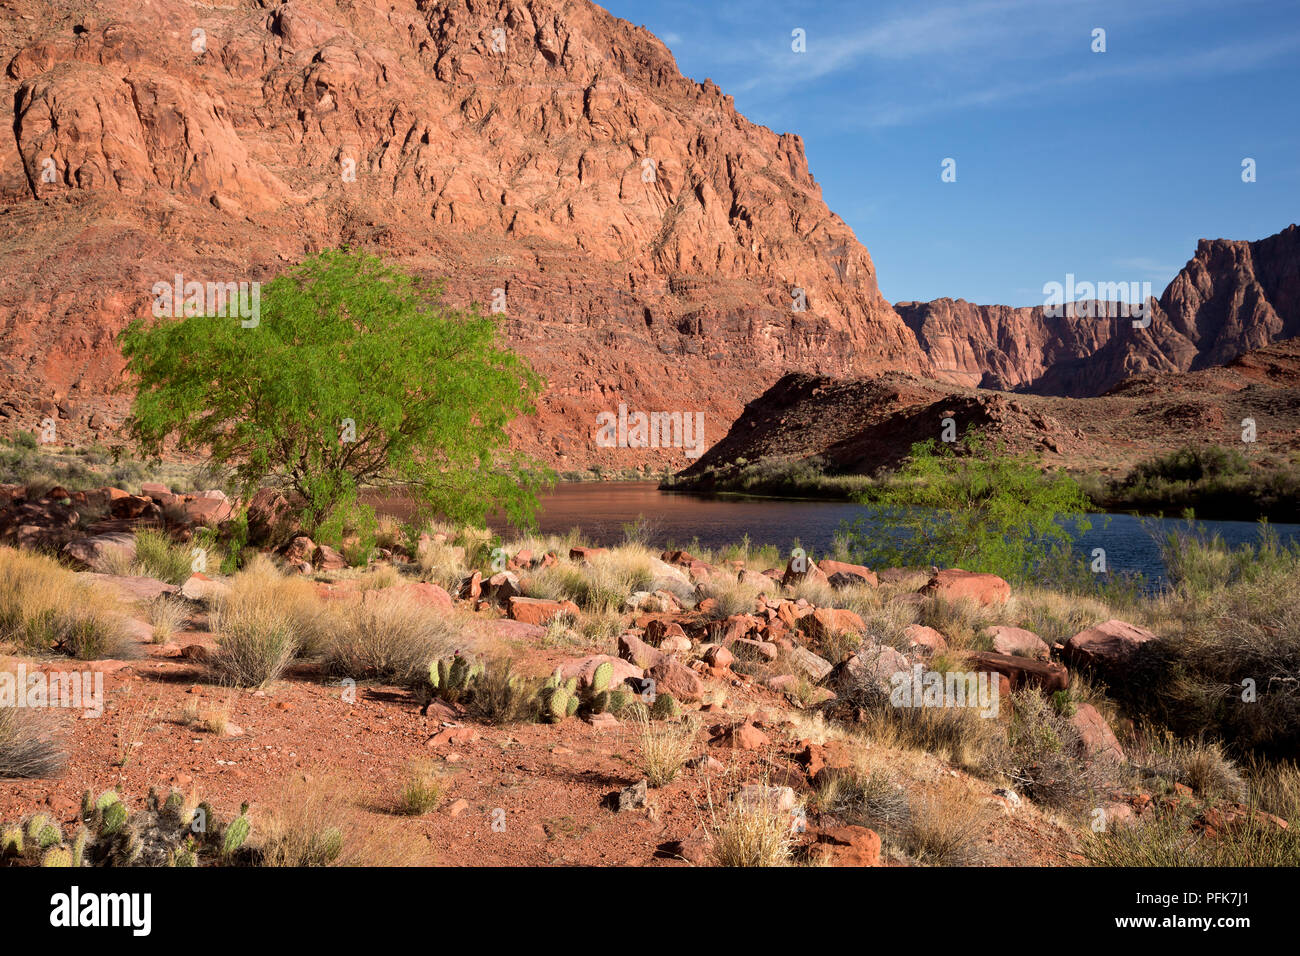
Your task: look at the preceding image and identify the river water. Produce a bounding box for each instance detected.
[381,481,1300,588]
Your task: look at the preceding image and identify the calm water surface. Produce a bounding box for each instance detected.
[384,481,1300,588]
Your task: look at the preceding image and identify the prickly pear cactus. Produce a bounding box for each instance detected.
[41,846,73,867]
[590,660,613,696]
[651,692,681,720]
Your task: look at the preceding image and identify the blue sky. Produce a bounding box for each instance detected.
[601,0,1300,306]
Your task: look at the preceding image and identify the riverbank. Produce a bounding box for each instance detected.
[662,452,1300,524]
[3,508,1297,870]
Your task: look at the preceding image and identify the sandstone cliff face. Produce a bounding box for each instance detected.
[896,224,1300,398]
[0,0,1295,471]
[0,0,927,471]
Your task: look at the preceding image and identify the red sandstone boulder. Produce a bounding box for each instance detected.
[507,596,579,626]
[920,569,1011,605]
[989,625,1049,661]
[817,559,878,588]
[904,624,948,657]
[1064,620,1157,676]
[813,826,882,867]
[1070,703,1125,762]
[966,651,1069,693]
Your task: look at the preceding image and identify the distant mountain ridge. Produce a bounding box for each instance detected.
[896,223,1300,398]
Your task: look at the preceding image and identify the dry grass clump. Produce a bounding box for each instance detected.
[902,778,992,866]
[180,694,232,735]
[1243,756,1300,824]
[415,536,470,591]
[396,760,445,815]
[858,701,1006,774]
[1126,532,1300,757]
[633,707,700,787]
[146,594,191,643]
[215,554,331,655]
[321,589,465,687]
[0,704,65,778]
[1081,808,1300,866]
[132,528,194,585]
[0,547,133,660]
[1014,587,1112,648]
[258,774,428,866]
[812,762,910,835]
[523,547,658,614]
[999,688,1108,809]
[209,555,330,687]
[785,575,837,609]
[696,574,768,619]
[1126,731,1247,803]
[917,594,1004,651]
[709,788,796,867]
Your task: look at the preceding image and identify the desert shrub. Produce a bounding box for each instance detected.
[0,706,65,778]
[0,547,132,660]
[710,790,796,867]
[903,779,992,866]
[132,529,193,585]
[840,435,1093,586]
[1000,688,1107,809]
[1082,807,1300,867]
[322,590,463,687]
[396,760,444,815]
[461,658,541,725]
[634,708,699,787]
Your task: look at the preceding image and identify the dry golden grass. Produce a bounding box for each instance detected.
[180,693,232,735]
[321,588,466,687]
[708,786,797,867]
[916,594,1006,651]
[257,774,430,866]
[522,547,660,614]
[146,594,190,644]
[415,536,470,591]
[633,707,700,787]
[696,573,767,619]
[0,703,65,778]
[1013,587,1113,648]
[395,760,445,815]
[903,777,993,866]
[0,547,133,660]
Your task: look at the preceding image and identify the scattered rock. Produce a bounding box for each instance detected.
[921,568,1011,605]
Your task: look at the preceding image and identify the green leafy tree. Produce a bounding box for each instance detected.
[119,249,550,540]
[839,435,1092,584]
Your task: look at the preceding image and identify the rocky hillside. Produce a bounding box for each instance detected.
[673,336,1300,485]
[897,224,1300,398]
[0,0,927,473]
[0,0,1295,472]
